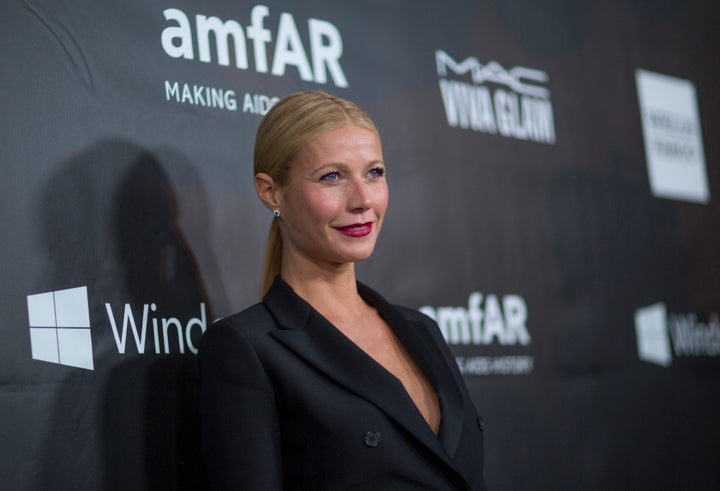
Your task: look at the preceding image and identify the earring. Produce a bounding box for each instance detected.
[273,209,281,218]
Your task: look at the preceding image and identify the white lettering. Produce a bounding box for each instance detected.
[105,303,148,354]
[436,50,548,98]
[160,5,348,87]
[225,89,237,110]
[162,317,185,354]
[439,79,554,143]
[181,84,193,104]
[185,303,208,354]
[243,93,255,113]
[164,81,238,112]
[161,7,347,87]
[271,13,313,81]
[503,295,531,345]
[150,303,159,354]
[242,92,279,115]
[106,302,207,355]
[308,18,347,87]
[421,291,531,346]
[483,294,505,344]
[456,356,534,375]
[193,85,206,106]
[436,50,555,144]
[438,307,471,345]
[165,80,180,101]
[247,5,271,73]
[670,313,720,357]
[196,15,248,68]
[468,292,483,344]
[162,8,194,60]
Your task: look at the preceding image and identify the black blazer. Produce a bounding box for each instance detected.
[199,277,487,490]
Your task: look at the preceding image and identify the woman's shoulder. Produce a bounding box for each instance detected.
[202,302,276,346]
[213,302,274,328]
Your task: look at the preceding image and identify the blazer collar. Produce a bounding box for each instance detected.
[263,276,465,469]
[357,282,465,459]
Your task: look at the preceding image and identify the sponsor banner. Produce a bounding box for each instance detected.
[635,69,710,204]
[28,286,93,370]
[3,2,720,489]
[421,291,534,375]
[160,5,347,114]
[635,302,720,367]
[435,50,556,144]
[455,355,534,376]
[27,286,208,371]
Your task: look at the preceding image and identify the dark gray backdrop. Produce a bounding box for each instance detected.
[2,1,719,489]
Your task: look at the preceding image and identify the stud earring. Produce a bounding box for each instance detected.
[273,209,281,218]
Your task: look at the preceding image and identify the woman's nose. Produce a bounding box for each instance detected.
[347,178,372,211]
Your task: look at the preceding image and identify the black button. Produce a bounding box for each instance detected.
[477,416,485,431]
[364,430,381,447]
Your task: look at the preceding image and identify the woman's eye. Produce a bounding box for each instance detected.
[320,171,339,181]
[368,167,385,178]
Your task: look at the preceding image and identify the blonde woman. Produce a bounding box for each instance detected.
[200,91,487,490]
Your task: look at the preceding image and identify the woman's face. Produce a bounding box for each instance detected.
[277,124,388,269]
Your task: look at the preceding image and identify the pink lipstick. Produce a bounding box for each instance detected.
[335,222,373,237]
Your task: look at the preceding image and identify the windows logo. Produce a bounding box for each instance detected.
[27,286,94,370]
[634,302,672,367]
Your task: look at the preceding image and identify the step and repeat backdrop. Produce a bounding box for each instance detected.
[2,1,719,489]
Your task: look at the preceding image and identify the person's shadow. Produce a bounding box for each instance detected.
[39,140,215,490]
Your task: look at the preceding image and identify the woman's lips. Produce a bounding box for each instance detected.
[334,222,373,237]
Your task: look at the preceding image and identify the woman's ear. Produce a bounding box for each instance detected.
[255,172,281,210]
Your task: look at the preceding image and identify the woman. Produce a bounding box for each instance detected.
[200,91,487,490]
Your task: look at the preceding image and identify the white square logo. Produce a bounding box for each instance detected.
[635,69,709,204]
[634,302,672,367]
[27,286,94,370]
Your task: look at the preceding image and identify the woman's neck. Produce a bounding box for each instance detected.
[280,255,367,321]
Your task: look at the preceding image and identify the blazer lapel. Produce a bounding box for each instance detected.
[263,277,461,470]
[358,283,466,460]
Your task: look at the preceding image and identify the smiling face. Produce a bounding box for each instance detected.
[275,124,388,271]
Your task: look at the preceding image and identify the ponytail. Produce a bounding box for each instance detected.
[259,218,283,298]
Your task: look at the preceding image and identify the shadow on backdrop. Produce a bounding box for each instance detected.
[39,140,211,490]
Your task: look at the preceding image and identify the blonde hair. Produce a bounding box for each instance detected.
[254,91,380,297]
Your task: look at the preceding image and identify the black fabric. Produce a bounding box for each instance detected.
[199,276,486,490]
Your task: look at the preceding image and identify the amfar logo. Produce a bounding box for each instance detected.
[634,302,720,367]
[420,292,530,346]
[435,50,556,144]
[27,286,94,370]
[635,69,709,204]
[27,286,207,371]
[161,5,348,88]
[420,291,533,376]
